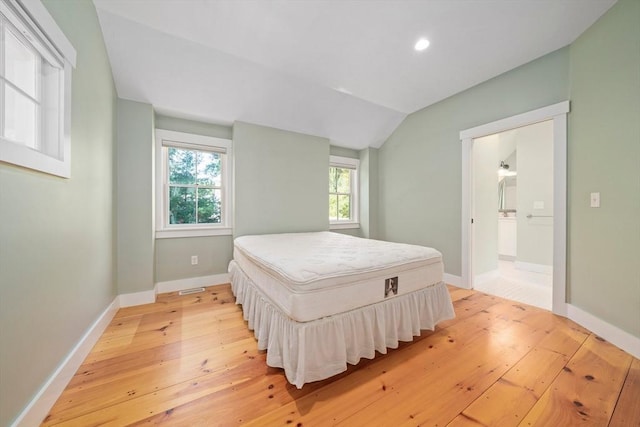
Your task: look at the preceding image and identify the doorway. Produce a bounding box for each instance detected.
[460,101,569,316]
[472,121,553,310]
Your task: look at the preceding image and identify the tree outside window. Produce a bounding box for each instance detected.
[329,166,353,221]
[168,147,222,225]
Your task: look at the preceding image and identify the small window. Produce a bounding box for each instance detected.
[0,0,75,178]
[329,155,359,229]
[155,130,233,238]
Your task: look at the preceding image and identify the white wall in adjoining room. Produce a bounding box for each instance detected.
[515,120,554,268]
[472,134,500,277]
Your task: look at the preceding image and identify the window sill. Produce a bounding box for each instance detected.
[330,222,360,230]
[156,227,232,239]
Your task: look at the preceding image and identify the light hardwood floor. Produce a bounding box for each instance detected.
[43,285,639,426]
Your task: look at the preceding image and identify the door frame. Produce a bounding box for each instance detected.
[459,101,569,316]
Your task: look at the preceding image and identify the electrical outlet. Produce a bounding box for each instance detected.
[191,255,198,265]
[590,192,600,208]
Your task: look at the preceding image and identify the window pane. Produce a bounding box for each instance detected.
[169,186,196,224]
[196,151,221,186]
[329,167,338,192]
[168,148,196,184]
[3,84,37,148]
[4,27,38,98]
[338,194,351,220]
[336,168,351,193]
[197,188,222,224]
[329,194,338,221]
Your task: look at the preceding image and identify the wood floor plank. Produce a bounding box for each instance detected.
[88,303,243,363]
[448,347,573,427]
[42,337,261,425]
[519,334,633,426]
[609,358,640,426]
[337,304,561,426]
[439,292,502,327]
[42,285,639,427]
[242,301,553,427]
[447,285,475,301]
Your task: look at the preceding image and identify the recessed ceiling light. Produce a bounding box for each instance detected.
[414,38,430,51]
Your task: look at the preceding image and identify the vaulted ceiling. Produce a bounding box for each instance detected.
[94,0,615,149]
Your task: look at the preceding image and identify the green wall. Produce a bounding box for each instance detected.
[117,99,155,294]
[378,0,639,338]
[0,0,117,425]
[329,145,359,159]
[359,147,379,239]
[154,116,233,282]
[378,48,570,275]
[155,236,233,281]
[568,0,640,336]
[155,114,232,140]
[233,122,329,237]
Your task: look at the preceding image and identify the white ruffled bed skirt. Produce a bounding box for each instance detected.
[229,260,455,388]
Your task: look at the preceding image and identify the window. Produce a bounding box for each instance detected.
[0,0,75,178]
[329,155,359,229]
[155,130,232,238]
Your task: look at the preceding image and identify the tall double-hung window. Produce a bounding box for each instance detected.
[0,0,75,177]
[329,155,359,229]
[155,129,233,238]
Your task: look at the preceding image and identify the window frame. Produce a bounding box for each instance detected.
[329,155,360,230]
[155,129,233,238]
[0,0,75,178]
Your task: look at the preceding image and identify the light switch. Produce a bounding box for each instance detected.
[590,192,600,208]
[533,201,544,210]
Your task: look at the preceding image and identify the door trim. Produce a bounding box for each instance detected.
[459,101,569,316]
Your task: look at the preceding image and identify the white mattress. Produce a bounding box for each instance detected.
[232,232,444,322]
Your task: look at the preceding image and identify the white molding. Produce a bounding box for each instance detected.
[10,298,119,427]
[155,273,230,294]
[329,222,360,230]
[460,101,570,316]
[154,129,233,235]
[118,290,155,307]
[460,138,473,289]
[155,227,232,239]
[17,0,76,66]
[473,269,500,286]
[567,304,640,359]
[514,261,553,275]
[330,155,360,225]
[551,113,568,316]
[330,155,359,169]
[443,273,462,287]
[459,101,570,140]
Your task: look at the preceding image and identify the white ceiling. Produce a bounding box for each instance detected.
[93,0,615,149]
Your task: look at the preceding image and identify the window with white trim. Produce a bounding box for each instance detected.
[0,0,75,178]
[155,129,233,238]
[329,155,359,228]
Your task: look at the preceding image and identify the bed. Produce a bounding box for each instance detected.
[228,231,455,388]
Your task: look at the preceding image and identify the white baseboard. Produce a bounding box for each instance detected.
[118,289,155,307]
[515,261,552,275]
[155,273,230,295]
[473,269,500,286]
[567,304,640,359]
[11,298,119,427]
[443,273,463,287]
